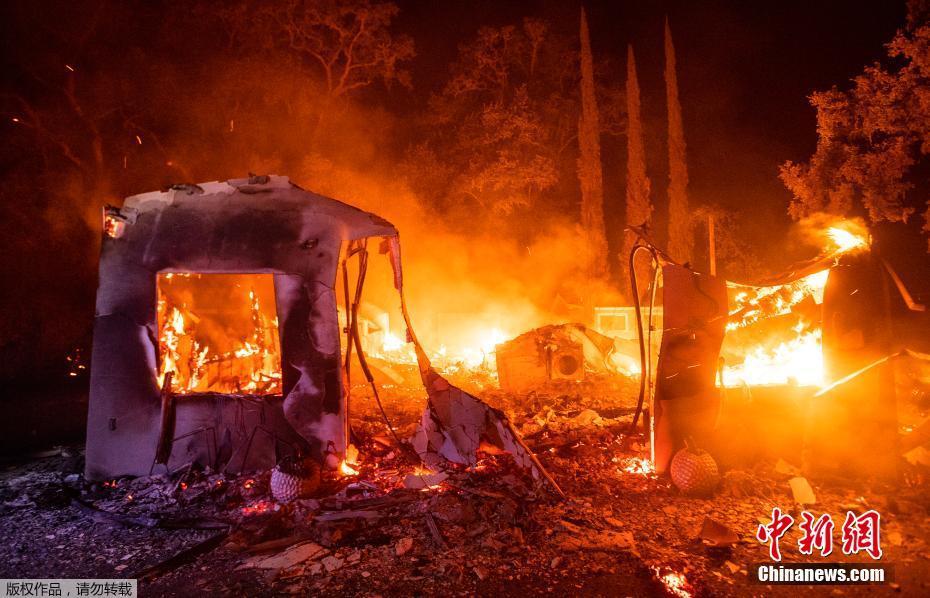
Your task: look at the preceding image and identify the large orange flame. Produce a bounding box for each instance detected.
[157,274,282,395]
[721,222,869,388]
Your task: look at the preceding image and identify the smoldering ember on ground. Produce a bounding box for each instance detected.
[2,1,930,596]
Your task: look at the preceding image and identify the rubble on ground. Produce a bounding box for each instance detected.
[2,375,930,596]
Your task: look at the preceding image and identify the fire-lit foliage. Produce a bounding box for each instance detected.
[0,0,627,381]
[780,3,930,248]
[0,0,922,389]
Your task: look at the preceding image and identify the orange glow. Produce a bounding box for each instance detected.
[655,569,692,598]
[381,330,407,353]
[723,319,825,387]
[242,500,274,516]
[409,466,445,490]
[620,457,655,476]
[103,213,126,238]
[721,221,868,388]
[373,324,511,371]
[157,273,282,395]
[339,461,360,476]
[826,226,868,254]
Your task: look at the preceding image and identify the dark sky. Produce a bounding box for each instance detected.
[0,0,912,250]
[0,0,923,382]
[397,0,909,260]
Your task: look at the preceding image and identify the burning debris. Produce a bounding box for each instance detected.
[411,350,564,497]
[28,177,923,598]
[720,224,872,389]
[157,273,283,395]
[7,1,930,594]
[629,218,930,489]
[86,174,563,500]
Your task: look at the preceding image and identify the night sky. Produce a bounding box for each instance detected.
[397,0,908,243]
[0,0,911,246]
[396,0,930,286]
[0,0,925,385]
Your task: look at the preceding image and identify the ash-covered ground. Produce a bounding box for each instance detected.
[2,373,929,597]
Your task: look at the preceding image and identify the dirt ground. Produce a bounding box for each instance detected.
[1,372,929,597]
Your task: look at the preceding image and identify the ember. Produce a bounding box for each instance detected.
[241,500,276,516]
[620,457,655,476]
[5,1,930,595]
[339,461,360,477]
[373,324,511,372]
[655,568,692,598]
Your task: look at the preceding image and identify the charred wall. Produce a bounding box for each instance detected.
[85,176,397,480]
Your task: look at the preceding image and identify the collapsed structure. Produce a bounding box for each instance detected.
[85,176,397,479]
[86,175,559,495]
[494,323,623,392]
[630,225,928,480]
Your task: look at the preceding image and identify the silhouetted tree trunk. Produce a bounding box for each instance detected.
[665,18,692,264]
[623,44,652,292]
[577,7,609,278]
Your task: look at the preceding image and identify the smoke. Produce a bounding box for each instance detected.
[0,26,619,380]
[290,137,621,354]
[790,214,871,256]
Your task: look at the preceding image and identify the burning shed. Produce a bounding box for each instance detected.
[85,175,398,480]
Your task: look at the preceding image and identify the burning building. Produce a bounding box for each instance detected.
[639,222,926,479]
[85,175,398,480]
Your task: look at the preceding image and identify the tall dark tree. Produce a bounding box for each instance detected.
[410,18,623,220]
[577,7,609,278]
[623,45,652,283]
[665,18,692,264]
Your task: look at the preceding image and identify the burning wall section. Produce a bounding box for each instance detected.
[646,224,882,473]
[85,176,397,480]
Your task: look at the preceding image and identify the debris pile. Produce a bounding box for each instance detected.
[3,371,930,595]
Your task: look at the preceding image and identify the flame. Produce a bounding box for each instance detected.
[726,269,829,332]
[620,457,655,476]
[340,461,360,476]
[826,226,867,253]
[157,274,282,395]
[721,221,868,389]
[654,569,692,598]
[373,323,511,372]
[480,327,507,354]
[723,328,823,387]
[381,331,406,352]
